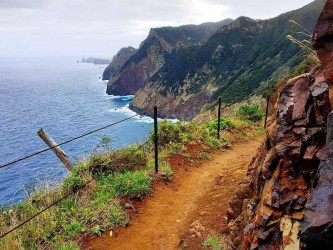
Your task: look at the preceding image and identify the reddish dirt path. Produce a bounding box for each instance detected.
[82,138,262,250]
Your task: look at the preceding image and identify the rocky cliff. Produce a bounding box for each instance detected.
[227,1,333,249]
[130,0,325,120]
[102,47,137,81]
[105,19,233,95]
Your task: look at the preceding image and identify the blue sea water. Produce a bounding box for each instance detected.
[0,57,153,206]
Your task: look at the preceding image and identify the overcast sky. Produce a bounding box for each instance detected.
[0,0,315,58]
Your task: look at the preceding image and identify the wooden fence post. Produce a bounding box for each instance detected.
[217,97,222,140]
[37,129,73,171]
[154,107,158,173]
[264,95,270,129]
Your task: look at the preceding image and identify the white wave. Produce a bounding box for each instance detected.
[105,95,135,101]
[108,104,136,115]
[97,79,108,84]
[108,104,179,124]
[167,118,179,123]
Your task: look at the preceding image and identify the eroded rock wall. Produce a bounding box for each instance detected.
[228,1,333,249]
[300,1,333,248]
[231,68,331,249]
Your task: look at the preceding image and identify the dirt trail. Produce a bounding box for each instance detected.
[82,138,262,250]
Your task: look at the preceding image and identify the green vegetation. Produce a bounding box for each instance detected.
[0,142,150,249]
[236,104,264,122]
[0,109,262,249]
[111,171,152,198]
[203,235,227,250]
[134,0,324,112]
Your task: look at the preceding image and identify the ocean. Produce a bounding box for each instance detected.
[0,57,153,206]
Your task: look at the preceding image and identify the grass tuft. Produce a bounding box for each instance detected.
[111,171,152,199]
[203,235,227,250]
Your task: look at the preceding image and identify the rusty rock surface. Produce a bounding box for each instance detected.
[227,67,332,250]
[300,111,333,248]
[226,2,333,249]
[299,1,333,248]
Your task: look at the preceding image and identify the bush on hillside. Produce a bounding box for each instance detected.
[89,145,148,174]
[236,104,263,122]
[150,120,197,147]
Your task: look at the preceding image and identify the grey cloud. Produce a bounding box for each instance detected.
[0,0,48,9]
[0,0,315,57]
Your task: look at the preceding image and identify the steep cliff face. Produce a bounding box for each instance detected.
[105,19,233,95]
[102,47,137,80]
[227,1,333,249]
[131,0,325,120]
[106,31,167,95]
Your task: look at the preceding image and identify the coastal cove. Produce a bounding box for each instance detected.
[0,57,153,206]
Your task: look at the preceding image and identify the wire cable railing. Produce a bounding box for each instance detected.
[0,178,94,239]
[0,114,139,169]
[0,97,271,240]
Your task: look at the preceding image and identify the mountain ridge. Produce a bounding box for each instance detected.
[104,0,325,120]
[104,19,234,95]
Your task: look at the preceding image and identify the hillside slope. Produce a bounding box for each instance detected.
[131,0,325,119]
[102,47,137,81]
[104,19,233,95]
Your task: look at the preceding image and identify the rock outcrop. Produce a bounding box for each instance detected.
[228,67,331,249]
[102,47,137,81]
[227,1,333,249]
[106,30,167,95]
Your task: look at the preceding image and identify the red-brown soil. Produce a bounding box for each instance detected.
[82,138,262,250]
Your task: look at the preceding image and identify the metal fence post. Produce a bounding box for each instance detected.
[217,97,222,140]
[264,95,270,129]
[154,106,158,173]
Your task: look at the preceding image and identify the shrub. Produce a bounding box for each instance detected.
[205,136,219,147]
[236,104,263,122]
[150,120,182,147]
[89,145,148,174]
[150,120,200,147]
[204,119,229,133]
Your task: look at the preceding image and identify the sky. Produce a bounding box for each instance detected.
[0,0,315,58]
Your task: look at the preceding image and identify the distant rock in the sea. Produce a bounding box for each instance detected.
[81,57,111,65]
